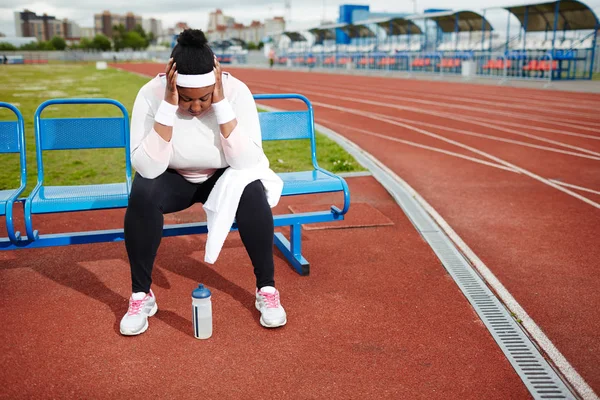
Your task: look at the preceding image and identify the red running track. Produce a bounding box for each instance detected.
[0,177,531,399]
[121,64,600,393]
[1,63,598,398]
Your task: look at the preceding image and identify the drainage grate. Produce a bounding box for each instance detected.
[421,231,574,399]
[315,125,578,400]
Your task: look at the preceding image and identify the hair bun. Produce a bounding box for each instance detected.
[177,29,208,47]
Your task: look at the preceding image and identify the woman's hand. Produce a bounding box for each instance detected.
[212,56,225,104]
[164,58,178,105]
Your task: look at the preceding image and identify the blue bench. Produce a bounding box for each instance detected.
[0,103,27,243]
[0,94,350,275]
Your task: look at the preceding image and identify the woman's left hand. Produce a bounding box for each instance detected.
[212,56,225,104]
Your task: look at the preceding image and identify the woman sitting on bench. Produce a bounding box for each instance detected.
[120,28,286,336]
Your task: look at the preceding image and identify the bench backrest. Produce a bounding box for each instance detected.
[33,98,131,189]
[23,94,314,189]
[0,102,27,189]
[254,93,317,168]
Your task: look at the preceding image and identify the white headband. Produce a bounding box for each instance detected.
[176,72,216,88]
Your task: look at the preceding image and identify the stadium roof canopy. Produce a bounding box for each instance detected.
[358,17,423,35]
[308,22,376,39]
[493,0,600,31]
[409,10,494,32]
[281,31,307,41]
[308,23,346,41]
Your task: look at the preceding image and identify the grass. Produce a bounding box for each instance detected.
[0,63,365,192]
[593,72,600,80]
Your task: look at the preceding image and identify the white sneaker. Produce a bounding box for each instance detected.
[120,290,158,336]
[255,286,287,328]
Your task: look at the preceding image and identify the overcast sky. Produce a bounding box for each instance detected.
[1,0,600,37]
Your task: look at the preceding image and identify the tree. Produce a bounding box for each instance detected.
[92,34,112,51]
[0,42,16,51]
[112,24,126,51]
[133,24,147,40]
[20,41,40,50]
[132,24,149,48]
[123,31,147,50]
[78,37,92,49]
[50,36,66,50]
[38,41,55,50]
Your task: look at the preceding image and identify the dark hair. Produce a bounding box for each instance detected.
[171,29,214,74]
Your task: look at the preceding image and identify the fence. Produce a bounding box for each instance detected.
[595,43,600,74]
[0,49,250,65]
[275,48,598,83]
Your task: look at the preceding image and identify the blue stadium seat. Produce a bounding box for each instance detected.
[23,99,132,240]
[0,102,27,243]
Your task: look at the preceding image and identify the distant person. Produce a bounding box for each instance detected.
[2,54,7,65]
[120,28,287,336]
[268,48,276,68]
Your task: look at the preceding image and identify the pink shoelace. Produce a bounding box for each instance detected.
[127,299,144,316]
[259,291,280,308]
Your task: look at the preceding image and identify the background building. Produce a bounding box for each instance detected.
[206,10,285,45]
[94,11,143,38]
[142,18,163,39]
[62,19,81,39]
[80,27,95,39]
[208,9,235,32]
[14,10,64,41]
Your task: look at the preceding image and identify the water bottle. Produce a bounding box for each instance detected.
[192,284,212,339]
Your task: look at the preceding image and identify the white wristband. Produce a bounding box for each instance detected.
[212,99,236,125]
[154,100,179,127]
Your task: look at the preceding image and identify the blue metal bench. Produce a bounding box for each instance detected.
[0,102,27,243]
[0,94,350,276]
[23,98,132,241]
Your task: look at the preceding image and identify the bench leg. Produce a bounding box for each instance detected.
[274,224,309,276]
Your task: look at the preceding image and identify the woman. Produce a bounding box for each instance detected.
[120,29,286,336]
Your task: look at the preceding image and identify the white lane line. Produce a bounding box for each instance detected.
[309,98,600,209]
[278,78,600,138]
[549,180,600,196]
[298,80,600,119]
[256,78,600,140]
[257,99,599,399]
[381,114,600,161]
[252,82,600,157]
[308,120,600,400]
[287,74,600,109]
[451,113,600,141]
[253,79,600,132]
[320,119,520,173]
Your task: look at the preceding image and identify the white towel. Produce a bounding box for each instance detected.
[203,162,284,264]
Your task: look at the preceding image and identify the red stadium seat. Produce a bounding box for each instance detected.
[377,57,395,66]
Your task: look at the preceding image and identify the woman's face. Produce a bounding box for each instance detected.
[177,85,215,116]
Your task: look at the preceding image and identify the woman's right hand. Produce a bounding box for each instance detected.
[164,58,178,105]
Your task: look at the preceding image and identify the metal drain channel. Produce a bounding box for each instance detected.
[313,123,577,399]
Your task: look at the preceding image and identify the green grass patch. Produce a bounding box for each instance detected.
[0,64,365,193]
[593,73,600,81]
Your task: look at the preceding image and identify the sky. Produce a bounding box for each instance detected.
[1,0,600,38]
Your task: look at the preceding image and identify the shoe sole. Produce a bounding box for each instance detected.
[120,303,158,336]
[255,301,287,328]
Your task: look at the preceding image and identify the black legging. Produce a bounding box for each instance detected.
[124,168,275,293]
